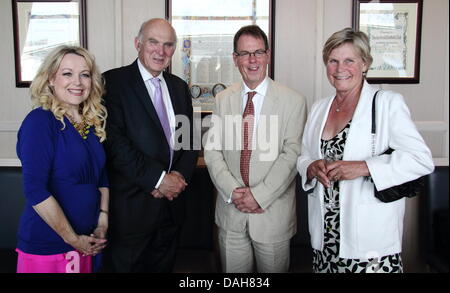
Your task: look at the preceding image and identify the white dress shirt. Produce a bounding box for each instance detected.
[226,77,269,203]
[137,59,175,188]
[241,77,268,142]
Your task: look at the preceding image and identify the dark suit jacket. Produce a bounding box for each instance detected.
[103,60,198,237]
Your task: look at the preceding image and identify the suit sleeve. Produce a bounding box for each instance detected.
[296,101,321,192]
[103,73,166,192]
[365,93,434,191]
[251,95,307,210]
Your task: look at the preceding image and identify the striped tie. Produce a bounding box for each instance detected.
[240,91,256,187]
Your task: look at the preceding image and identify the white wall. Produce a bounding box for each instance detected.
[274,0,449,167]
[1,0,447,166]
[0,0,448,271]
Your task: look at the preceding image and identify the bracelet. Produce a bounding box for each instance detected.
[100,209,109,215]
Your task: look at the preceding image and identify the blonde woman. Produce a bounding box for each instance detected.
[15,46,109,273]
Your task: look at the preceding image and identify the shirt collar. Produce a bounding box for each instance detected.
[242,77,269,97]
[137,58,164,82]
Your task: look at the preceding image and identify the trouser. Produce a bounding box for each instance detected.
[218,227,290,273]
[105,207,179,273]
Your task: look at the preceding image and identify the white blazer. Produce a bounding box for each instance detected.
[297,81,434,259]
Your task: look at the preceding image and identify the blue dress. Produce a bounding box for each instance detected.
[16,108,108,255]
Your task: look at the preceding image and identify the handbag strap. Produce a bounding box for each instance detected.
[371,90,381,156]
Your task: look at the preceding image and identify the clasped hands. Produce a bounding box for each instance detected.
[307,159,369,188]
[70,228,107,257]
[151,171,187,201]
[231,187,264,214]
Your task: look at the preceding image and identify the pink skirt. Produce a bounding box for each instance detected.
[16,249,92,273]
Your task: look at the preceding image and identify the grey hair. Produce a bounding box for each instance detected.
[137,18,178,44]
[323,27,373,74]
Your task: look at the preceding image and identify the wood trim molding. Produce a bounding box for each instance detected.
[0,159,21,167]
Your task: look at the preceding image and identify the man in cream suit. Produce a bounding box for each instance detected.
[204,25,307,273]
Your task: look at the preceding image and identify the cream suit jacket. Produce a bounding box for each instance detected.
[204,79,307,243]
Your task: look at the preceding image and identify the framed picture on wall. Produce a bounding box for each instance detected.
[11,0,87,88]
[353,0,423,84]
[166,0,275,113]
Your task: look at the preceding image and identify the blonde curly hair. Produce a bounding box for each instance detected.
[30,45,107,142]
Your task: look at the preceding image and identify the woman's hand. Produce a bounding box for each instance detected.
[89,211,108,255]
[325,160,370,181]
[68,234,107,256]
[92,225,107,240]
[32,196,106,256]
[90,227,108,255]
[307,160,331,187]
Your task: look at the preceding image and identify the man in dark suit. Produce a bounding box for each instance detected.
[103,18,198,273]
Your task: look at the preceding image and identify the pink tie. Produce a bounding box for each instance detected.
[150,78,173,165]
[240,91,256,187]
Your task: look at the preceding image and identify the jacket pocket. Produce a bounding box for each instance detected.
[308,193,322,250]
[356,203,400,256]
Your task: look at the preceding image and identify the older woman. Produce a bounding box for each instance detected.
[16,46,109,273]
[297,28,434,273]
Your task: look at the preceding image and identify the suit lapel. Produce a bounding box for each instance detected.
[342,81,376,161]
[252,79,279,165]
[259,79,279,118]
[129,61,164,132]
[163,72,182,116]
[230,83,243,117]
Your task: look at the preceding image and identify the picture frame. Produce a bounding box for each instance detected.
[166,0,275,113]
[11,0,87,88]
[352,0,423,84]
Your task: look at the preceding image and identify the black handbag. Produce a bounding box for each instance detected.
[371,91,424,203]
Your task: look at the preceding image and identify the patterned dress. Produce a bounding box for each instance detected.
[312,121,403,273]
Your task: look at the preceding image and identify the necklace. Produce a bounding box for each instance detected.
[334,92,361,113]
[334,96,356,112]
[65,113,91,139]
[334,97,345,112]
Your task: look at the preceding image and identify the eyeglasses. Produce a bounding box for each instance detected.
[234,49,268,59]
